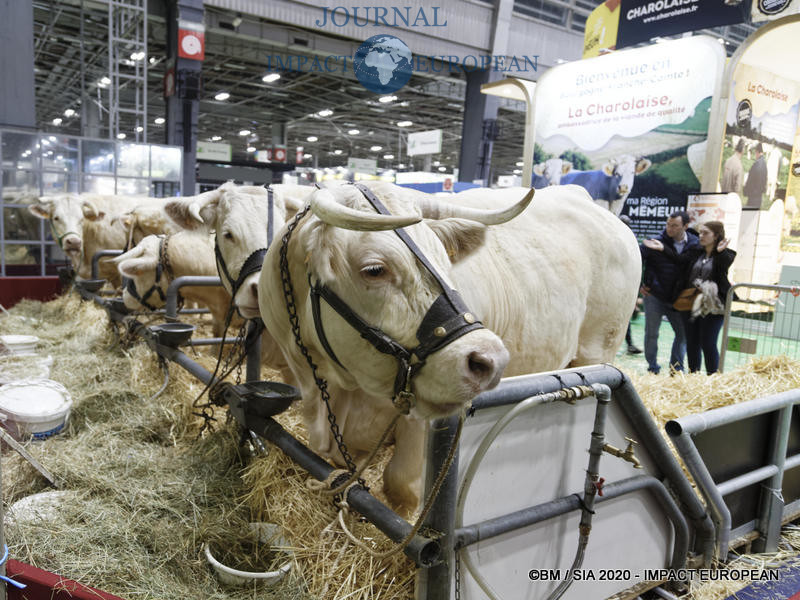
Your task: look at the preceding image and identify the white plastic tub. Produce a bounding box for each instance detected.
[204,523,293,587]
[0,379,72,440]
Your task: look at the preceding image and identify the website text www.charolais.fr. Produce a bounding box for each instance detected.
[642,5,698,23]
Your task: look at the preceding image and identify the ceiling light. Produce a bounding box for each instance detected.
[333,149,343,155]
[516,161,524,167]
[303,153,312,158]
[239,129,251,136]
[41,139,49,146]
[398,163,405,169]
[130,51,145,61]
[117,133,126,139]
[513,169,522,174]
[317,109,333,117]
[378,95,397,103]
[246,146,256,152]
[154,117,165,125]
[306,136,318,142]
[56,155,63,160]
[149,57,157,64]
[383,154,394,159]
[437,166,446,172]
[397,121,412,127]
[52,118,62,126]
[370,145,382,151]
[63,108,76,118]
[135,126,144,133]
[100,76,111,85]
[211,135,222,141]
[214,91,230,101]
[348,129,360,135]
[433,161,440,167]
[262,73,281,83]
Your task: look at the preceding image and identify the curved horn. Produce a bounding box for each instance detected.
[188,202,204,224]
[310,189,421,231]
[416,188,534,225]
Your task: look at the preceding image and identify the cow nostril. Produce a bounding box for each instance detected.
[467,352,493,380]
[250,281,259,300]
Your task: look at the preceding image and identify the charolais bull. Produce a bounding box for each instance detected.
[256,181,640,513]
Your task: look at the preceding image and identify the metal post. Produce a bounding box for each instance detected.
[245,320,262,382]
[163,275,222,320]
[754,405,792,552]
[419,415,460,600]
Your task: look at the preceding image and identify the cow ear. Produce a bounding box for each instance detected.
[82,200,105,221]
[164,195,217,230]
[635,158,652,174]
[117,255,157,278]
[427,219,487,263]
[561,160,573,174]
[28,202,52,219]
[602,162,615,176]
[532,163,545,176]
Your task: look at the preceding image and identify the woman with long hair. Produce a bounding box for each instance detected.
[643,220,735,374]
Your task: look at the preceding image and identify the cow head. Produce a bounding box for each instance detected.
[532,158,573,186]
[113,235,167,311]
[602,155,651,201]
[265,183,533,419]
[112,204,181,248]
[165,182,310,318]
[28,194,88,265]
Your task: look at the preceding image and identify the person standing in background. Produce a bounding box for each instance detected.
[639,211,699,374]
[643,221,735,374]
[743,142,768,208]
[721,138,745,196]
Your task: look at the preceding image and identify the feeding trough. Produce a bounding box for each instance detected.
[150,322,195,347]
[75,278,106,294]
[227,381,301,420]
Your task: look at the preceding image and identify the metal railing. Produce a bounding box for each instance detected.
[666,389,800,560]
[720,282,800,372]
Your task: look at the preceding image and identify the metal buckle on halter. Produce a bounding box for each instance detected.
[392,363,415,415]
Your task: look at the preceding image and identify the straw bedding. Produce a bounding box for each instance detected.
[2,293,800,599]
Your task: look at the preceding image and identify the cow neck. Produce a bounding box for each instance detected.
[304,183,485,414]
[124,234,173,312]
[214,187,273,299]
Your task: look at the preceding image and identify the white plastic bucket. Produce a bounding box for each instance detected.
[0,335,39,356]
[0,379,72,440]
[204,523,293,587]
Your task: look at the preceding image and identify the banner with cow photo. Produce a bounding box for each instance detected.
[721,61,800,256]
[532,36,726,240]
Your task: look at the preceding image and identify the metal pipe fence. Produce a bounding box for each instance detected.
[720,282,800,373]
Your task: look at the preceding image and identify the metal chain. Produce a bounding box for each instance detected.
[279,206,364,492]
[455,549,461,600]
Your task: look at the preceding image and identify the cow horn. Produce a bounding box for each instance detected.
[188,202,204,224]
[310,189,422,231]
[416,188,534,225]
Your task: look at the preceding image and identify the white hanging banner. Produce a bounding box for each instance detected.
[407,129,442,156]
[535,36,724,151]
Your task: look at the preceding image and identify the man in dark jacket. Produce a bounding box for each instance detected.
[640,210,700,374]
[743,142,767,208]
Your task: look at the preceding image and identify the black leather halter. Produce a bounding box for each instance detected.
[124,235,172,312]
[308,183,485,411]
[215,187,274,299]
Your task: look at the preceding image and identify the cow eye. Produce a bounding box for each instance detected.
[360,264,386,279]
[53,216,61,222]
[223,231,234,241]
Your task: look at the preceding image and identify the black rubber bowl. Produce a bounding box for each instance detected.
[76,278,106,293]
[233,381,301,418]
[151,322,195,347]
[57,266,75,287]
[106,297,130,315]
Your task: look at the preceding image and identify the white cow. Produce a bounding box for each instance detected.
[560,155,651,216]
[28,194,167,283]
[113,202,184,247]
[532,158,572,188]
[163,182,316,317]
[257,182,641,513]
[113,231,234,339]
[766,147,785,201]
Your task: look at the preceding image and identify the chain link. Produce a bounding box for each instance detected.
[278,206,365,495]
[455,548,461,600]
